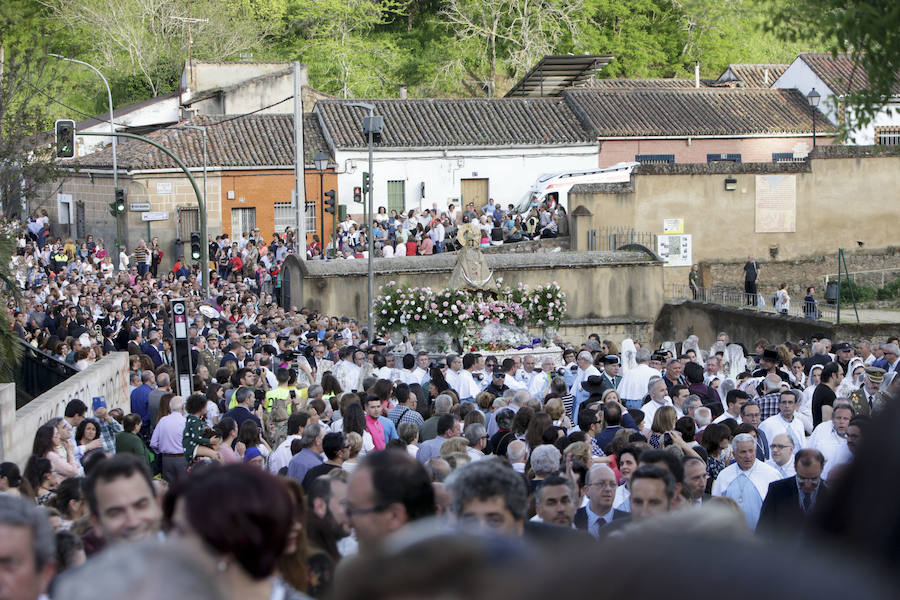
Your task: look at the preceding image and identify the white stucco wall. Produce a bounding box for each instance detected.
[75,96,181,156]
[774,58,900,145]
[332,145,599,216]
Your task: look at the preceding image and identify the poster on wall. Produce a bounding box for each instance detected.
[658,234,692,267]
[755,175,796,233]
[663,218,684,234]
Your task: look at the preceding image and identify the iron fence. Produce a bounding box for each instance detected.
[664,283,837,322]
[587,227,657,252]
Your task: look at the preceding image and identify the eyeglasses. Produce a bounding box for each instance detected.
[588,482,617,489]
[769,444,792,450]
[343,501,392,518]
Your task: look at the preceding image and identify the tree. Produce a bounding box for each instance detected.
[768,0,897,133]
[283,0,406,98]
[42,0,285,97]
[439,0,583,97]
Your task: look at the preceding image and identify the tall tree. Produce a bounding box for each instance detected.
[768,0,899,133]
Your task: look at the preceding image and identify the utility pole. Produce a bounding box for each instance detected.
[293,62,306,256]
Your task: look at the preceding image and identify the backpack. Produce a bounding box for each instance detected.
[269,394,289,422]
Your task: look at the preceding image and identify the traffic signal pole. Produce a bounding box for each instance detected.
[77,130,210,297]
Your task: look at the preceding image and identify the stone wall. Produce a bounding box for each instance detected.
[703,247,900,293]
[654,300,897,350]
[283,250,665,346]
[0,353,129,466]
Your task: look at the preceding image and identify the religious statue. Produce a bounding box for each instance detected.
[448,220,493,291]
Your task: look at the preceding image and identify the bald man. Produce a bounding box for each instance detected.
[574,464,629,537]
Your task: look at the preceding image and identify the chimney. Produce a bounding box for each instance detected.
[400,86,408,99]
[764,68,770,85]
[695,63,700,89]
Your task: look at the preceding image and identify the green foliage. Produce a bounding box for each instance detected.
[839,280,877,303]
[0,222,23,382]
[875,278,900,301]
[767,0,899,136]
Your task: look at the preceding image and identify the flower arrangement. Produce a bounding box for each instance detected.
[374,280,567,348]
[524,282,568,328]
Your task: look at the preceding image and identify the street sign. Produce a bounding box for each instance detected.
[130,202,151,212]
[141,211,169,222]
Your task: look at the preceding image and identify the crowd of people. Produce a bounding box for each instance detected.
[3,214,900,600]
[310,198,568,259]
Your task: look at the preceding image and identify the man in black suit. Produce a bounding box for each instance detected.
[574,464,629,537]
[758,448,827,537]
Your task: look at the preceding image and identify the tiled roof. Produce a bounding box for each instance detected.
[718,64,787,88]
[799,53,900,96]
[589,78,702,89]
[561,88,830,137]
[69,114,330,170]
[314,97,594,148]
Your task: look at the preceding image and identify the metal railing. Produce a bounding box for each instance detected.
[823,267,900,289]
[587,227,657,252]
[665,283,837,322]
[13,339,79,409]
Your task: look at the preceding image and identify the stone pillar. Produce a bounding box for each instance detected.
[569,205,593,251]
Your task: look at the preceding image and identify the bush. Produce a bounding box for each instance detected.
[876,278,900,300]
[839,280,876,303]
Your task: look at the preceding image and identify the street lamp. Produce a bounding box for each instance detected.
[49,54,119,251]
[347,102,383,344]
[807,87,821,148]
[314,151,329,258]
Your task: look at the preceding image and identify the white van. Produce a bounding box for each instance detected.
[513,162,638,213]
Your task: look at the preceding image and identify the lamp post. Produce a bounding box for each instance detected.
[807,87,821,148]
[314,151,329,258]
[49,54,119,251]
[347,102,383,344]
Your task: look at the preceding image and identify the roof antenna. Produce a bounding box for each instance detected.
[695,63,700,89]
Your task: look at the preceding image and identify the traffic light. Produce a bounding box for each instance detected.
[109,189,126,217]
[362,172,369,197]
[190,232,201,261]
[324,189,337,214]
[353,186,362,203]
[55,120,75,158]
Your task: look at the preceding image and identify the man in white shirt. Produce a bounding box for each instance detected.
[809,403,851,467]
[713,389,748,424]
[641,378,673,428]
[712,433,781,530]
[464,423,487,462]
[516,355,539,390]
[759,390,806,457]
[570,351,601,423]
[456,354,483,402]
[411,351,430,387]
[617,348,661,410]
[331,347,361,393]
[501,358,527,392]
[268,413,308,474]
[765,433,796,479]
[507,440,528,473]
[444,354,463,396]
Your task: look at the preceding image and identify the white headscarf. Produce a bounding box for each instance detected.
[620,338,637,375]
[724,344,747,380]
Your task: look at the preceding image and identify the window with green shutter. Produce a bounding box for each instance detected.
[387,180,405,215]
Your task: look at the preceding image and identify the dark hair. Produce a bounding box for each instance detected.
[238,420,262,448]
[525,412,553,449]
[403,354,415,370]
[674,416,696,442]
[395,382,410,405]
[795,448,825,468]
[536,474,573,503]
[185,393,207,415]
[0,462,22,487]
[178,465,294,579]
[631,464,676,500]
[64,399,88,418]
[701,423,733,455]
[55,530,84,572]
[603,402,622,426]
[577,407,598,433]
[32,424,57,458]
[287,412,308,436]
[322,433,346,460]
[639,449,684,484]
[23,456,52,494]
[740,401,760,417]
[616,444,643,467]
[343,403,366,436]
[123,413,142,433]
[671,384,689,398]
[512,407,534,435]
[52,477,84,518]
[359,450,435,522]
[437,414,457,437]
[85,454,154,517]
[683,362,704,384]
[213,416,237,439]
[75,418,100,445]
[725,389,750,406]
[821,361,842,384]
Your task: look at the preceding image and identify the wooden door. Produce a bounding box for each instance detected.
[460,178,489,210]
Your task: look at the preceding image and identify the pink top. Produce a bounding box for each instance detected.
[220,444,241,464]
[46,448,80,479]
[365,414,386,451]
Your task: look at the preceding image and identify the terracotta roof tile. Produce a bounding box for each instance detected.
[561,88,831,137]
[718,64,787,88]
[313,97,594,148]
[70,114,329,170]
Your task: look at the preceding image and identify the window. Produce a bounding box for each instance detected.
[274,202,296,234]
[178,208,199,240]
[707,153,742,163]
[875,127,900,146]
[772,153,807,163]
[305,201,316,236]
[635,154,675,164]
[230,207,256,237]
[387,180,405,215]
